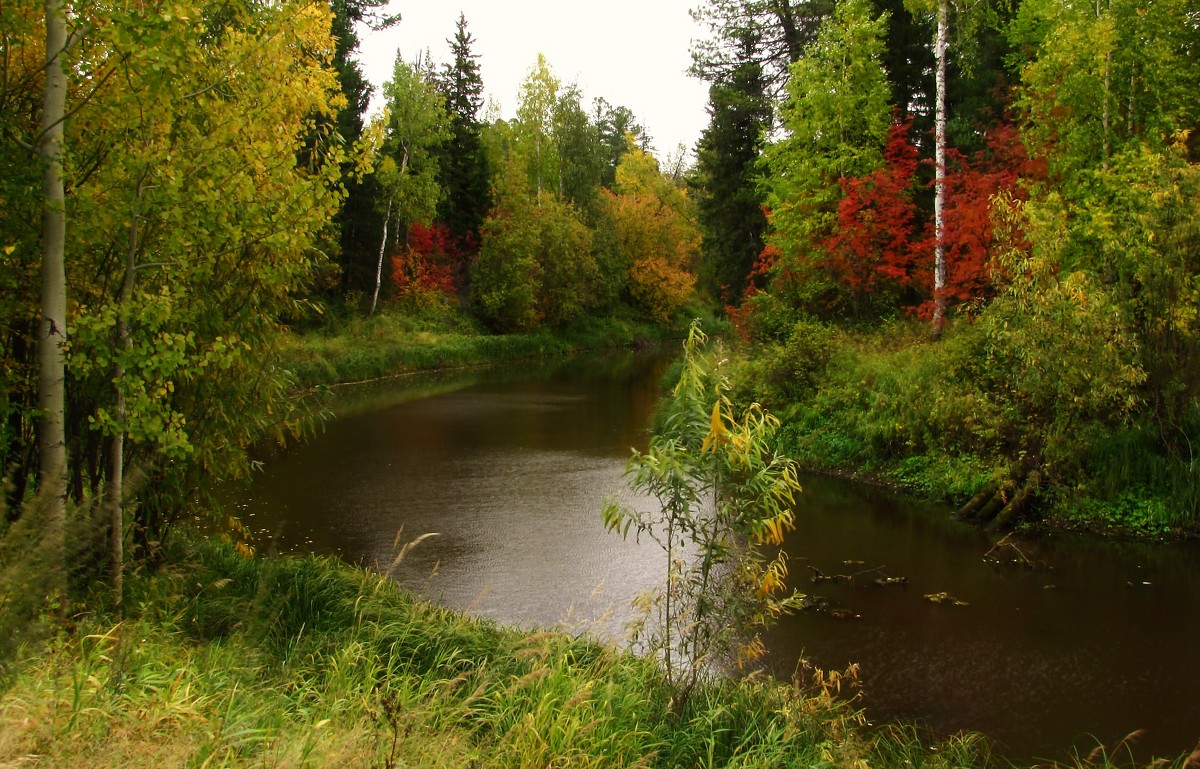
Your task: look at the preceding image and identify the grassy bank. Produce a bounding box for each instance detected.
[728,317,1200,538]
[281,302,696,389]
[0,539,1002,769]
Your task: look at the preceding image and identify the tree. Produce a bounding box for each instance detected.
[470,157,599,331]
[602,145,700,321]
[822,118,923,317]
[690,0,836,98]
[593,99,650,188]
[604,322,802,708]
[693,33,772,305]
[435,13,491,254]
[372,52,450,313]
[762,0,892,310]
[515,53,559,198]
[36,0,73,583]
[4,0,348,587]
[553,84,603,207]
[901,0,1010,336]
[1009,0,1200,185]
[328,0,399,297]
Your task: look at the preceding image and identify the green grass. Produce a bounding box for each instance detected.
[280,301,687,390]
[4,538,1196,768]
[731,316,1200,537]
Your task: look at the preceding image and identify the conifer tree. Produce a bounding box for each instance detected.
[694,34,772,305]
[436,13,491,252]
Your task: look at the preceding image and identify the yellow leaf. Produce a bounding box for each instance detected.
[702,401,727,454]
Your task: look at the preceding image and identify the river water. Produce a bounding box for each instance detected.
[230,350,1200,761]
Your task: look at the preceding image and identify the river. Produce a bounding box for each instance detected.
[228,349,1200,761]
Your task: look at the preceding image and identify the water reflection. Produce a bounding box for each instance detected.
[765,474,1200,761]
[233,350,1200,762]
[234,350,672,639]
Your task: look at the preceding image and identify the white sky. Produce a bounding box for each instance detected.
[355,0,712,159]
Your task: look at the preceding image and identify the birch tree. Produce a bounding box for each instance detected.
[4,0,349,587]
[372,52,450,314]
[903,0,1002,337]
[515,53,559,198]
[36,0,73,580]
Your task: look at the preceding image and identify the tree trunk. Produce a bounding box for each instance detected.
[109,183,142,607]
[38,0,70,577]
[931,0,948,340]
[371,197,392,315]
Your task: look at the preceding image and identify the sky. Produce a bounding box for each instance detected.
[355,0,713,159]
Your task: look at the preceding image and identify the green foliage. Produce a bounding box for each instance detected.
[376,52,452,232]
[1009,0,1200,182]
[54,0,345,544]
[694,48,773,306]
[604,322,802,707]
[471,162,600,332]
[515,53,560,197]
[763,0,892,265]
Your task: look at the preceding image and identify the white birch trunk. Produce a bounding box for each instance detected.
[38,0,70,570]
[931,0,948,339]
[372,198,392,315]
[109,182,142,607]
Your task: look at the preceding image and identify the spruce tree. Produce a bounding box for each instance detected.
[694,37,772,305]
[436,14,491,250]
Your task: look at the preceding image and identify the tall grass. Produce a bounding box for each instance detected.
[2,536,1119,769]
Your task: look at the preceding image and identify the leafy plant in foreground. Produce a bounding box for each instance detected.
[604,321,802,709]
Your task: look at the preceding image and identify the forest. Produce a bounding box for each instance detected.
[3,0,1200,764]
[5,0,1199,571]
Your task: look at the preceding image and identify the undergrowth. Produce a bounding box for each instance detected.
[732,316,1200,537]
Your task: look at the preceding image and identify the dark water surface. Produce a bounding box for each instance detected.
[231,351,1200,761]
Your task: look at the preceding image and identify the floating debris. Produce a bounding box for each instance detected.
[924,592,969,606]
[798,595,861,620]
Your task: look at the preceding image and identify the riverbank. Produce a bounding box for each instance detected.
[725,317,1200,540]
[1,536,1156,769]
[280,302,701,390]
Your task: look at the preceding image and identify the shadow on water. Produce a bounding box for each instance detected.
[230,349,1200,763]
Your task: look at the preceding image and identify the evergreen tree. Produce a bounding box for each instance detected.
[436,13,491,253]
[694,35,772,305]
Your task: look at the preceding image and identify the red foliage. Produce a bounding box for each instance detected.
[725,244,782,341]
[823,119,1042,318]
[823,119,923,302]
[932,122,1039,307]
[391,222,476,297]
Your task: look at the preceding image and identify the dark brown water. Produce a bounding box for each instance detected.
[230,351,1200,761]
